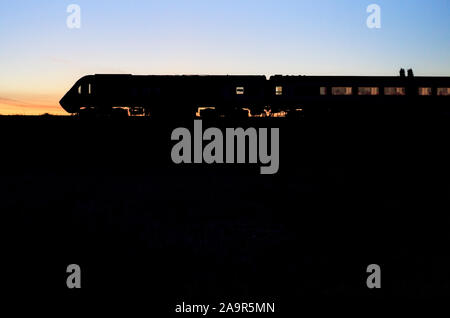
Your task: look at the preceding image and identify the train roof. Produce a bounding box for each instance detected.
[269,75,450,85]
[87,74,450,85]
[269,75,450,79]
[94,74,267,79]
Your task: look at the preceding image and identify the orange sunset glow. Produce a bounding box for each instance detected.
[0,95,66,115]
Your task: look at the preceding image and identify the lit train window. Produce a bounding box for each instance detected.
[437,88,450,96]
[88,84,92,95]
[418,87,432,96]
[275,86,283,95]
[78,85,82,95]
[332,87,352,95]
[358,87,379,95]
[384,87,406,96]
[320,87,327,95]
[236,87,245,95]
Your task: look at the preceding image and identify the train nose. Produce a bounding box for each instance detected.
[59,93,78,113]
[59,95,67,109]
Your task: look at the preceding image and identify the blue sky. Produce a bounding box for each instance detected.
[0,0,449,114]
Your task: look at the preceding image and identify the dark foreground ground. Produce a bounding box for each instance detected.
[2,113,450,312]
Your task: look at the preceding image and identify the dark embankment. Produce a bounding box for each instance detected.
[2,112,449,311]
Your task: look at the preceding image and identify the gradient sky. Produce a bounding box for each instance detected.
[1,0,449,114]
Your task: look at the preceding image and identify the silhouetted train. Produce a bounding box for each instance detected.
[59,70,450,118]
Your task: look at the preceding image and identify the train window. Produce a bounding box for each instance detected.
[437,88,450,96]
[88,84,92,95]
[418,87,432,96]
[332,87,352,95]
[320,87,327,95]
[275,86,283,96]
[236,87,245,95]
[384,87,406,96]
[78,85,82,95]
[358,87,379,95]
